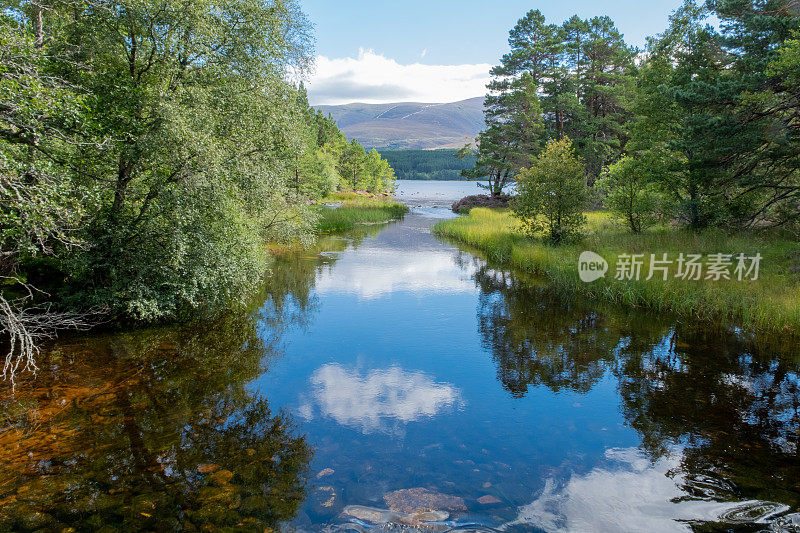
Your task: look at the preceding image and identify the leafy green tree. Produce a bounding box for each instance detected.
[338,139,367,190]
[513,137,588,243]
[363,149,396,193]
[578,16,637,180]
[298,148,339,198]
[628,0,800,229]
[1,0,318,324]
[463,10,555,196]
[596,157,662,233]
[0,10,102,383]
[465,9,636,194]
[625,2,726,228]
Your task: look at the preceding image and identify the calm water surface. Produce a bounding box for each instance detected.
[1,181,798,532]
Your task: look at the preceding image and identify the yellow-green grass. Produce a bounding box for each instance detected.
[314,198,408,234]
[433,208,800,336]
[320,191,394,203]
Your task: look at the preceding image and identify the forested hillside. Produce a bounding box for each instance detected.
[379,150,477,180]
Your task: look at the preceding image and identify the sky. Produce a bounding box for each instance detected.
[299,0,688,106]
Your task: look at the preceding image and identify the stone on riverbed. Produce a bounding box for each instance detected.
[343,505,399,524]
[316,467,335,478]
[342,505,450,527]
[384,487,466,514]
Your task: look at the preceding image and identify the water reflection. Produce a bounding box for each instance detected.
[314,217,478,298]
[299,364,463,434]
[511,447,789,532]
[0,304,311,531]
[469,252,800,530]
[471,260,664,396]
[3,189,799,532]
[616,325,800,514]
[315,249,478,298]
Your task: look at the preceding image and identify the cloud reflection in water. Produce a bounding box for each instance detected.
[510,447,789,532]
[299,364,464,434]
[314,249,477,298]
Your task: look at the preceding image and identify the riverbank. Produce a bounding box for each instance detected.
[433,208,800,337]
[314,195,409,234]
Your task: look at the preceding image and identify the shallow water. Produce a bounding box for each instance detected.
[1,181,798,532]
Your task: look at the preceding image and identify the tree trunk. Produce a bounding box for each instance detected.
[113,157,133,218]
[295,156,300,195]
[34,3,43,48]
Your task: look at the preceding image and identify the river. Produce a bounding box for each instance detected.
[0,181,798,532]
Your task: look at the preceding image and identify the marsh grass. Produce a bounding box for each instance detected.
[433,208,800,336]
[314,199,409,234]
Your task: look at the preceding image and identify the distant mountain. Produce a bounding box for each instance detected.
[316,97,485,150]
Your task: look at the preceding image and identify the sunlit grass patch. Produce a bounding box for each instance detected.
[314,199,408,234]
[433,208,800,336]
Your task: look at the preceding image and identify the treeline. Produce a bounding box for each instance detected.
[0,0,394,379]
[467,0,800,233]
[379,149,477,180]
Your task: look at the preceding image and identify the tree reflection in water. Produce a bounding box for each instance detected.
[617,326,800,509]
[469,258,667,396]
[470,255,800,518]
[0,222,387,532]
[0,295,312,531]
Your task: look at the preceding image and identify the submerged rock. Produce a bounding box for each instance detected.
[476,495,501,505]
[309,486,342,518]
[341,505,449,527]
[196,463,219,474]
[316,468,335,478]
[343,505,398,524]
[410,510,450,523]
[384,487,466,514]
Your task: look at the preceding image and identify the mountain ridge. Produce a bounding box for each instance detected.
[316,97,485,150]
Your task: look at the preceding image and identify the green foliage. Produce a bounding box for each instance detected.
[596,157,662,233]
[0,0,381,328]
[434,208,800,337]
[0,13,93,264]
[378,150,476,180]
[363,148,396,193]
[513,138,588,243]
[289,84,396,198]
[296,147,339,198]
[482,1,800,231]
[465,9,636,195]
[625,0,800,228]
[45,0,318,320]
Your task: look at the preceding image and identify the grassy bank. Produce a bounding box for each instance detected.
[433,208,800,335]
[314,196,409,234]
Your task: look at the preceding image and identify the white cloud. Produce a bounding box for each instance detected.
[300,364,464,434]
[306,48,491,105]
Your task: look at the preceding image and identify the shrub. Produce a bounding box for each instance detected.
[513,137,588,244]
[596,156,662,233]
